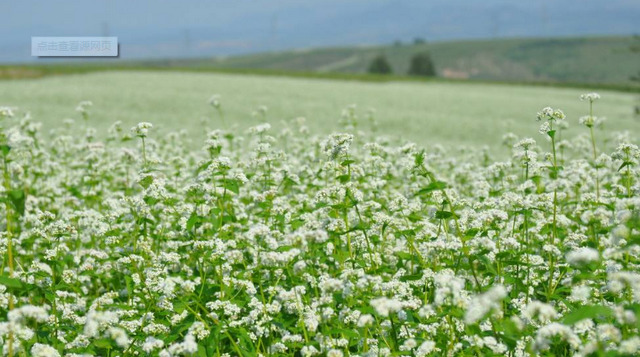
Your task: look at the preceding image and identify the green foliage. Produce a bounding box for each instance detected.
[407,52,436,77]
[367,55,393,74]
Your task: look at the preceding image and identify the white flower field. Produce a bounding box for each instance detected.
[0,91,639,357]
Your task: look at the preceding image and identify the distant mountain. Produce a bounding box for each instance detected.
[1,0,639,63]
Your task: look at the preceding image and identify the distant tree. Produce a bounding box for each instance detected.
[407,52,436,77]
[368,55,393,75]
[393,40,403,47]
[413,37,426,45]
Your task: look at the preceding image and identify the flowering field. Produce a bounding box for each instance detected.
[0,71,638,149]
[0,92,639,357]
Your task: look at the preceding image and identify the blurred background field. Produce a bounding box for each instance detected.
[0,70,637,152]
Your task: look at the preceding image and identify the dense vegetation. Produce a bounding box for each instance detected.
[0,92,639,356]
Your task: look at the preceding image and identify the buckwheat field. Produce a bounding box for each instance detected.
[0,93,639,357]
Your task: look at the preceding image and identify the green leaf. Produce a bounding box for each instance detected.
[223,179,240,194]
[197,344,208,357]
[92,339,113,349]
[618,161,633,172]
[327,328,360,339]
[414,150,425,167]
[0,275,23,289]
[7,189,26,215]
[399,274,423,282]
[187,212,201,231]
[417,181,447,195]
[0,144,10,156]
[435,211,453,219]
[563,305,612,325]
[139,175,154,189]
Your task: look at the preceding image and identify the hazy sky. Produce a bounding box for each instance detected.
[1,0,639,62]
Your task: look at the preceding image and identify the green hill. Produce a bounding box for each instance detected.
[196,36,639,86]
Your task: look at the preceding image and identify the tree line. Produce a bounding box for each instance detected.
[368,52,436,77]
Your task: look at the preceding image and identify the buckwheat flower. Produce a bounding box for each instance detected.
[293,260,307,274]
[249,123,271,134]
[31,343,61,357]
[0,106,15,118]
[8,305,49,323]
[579,115,596,127]
[580,92,600,102]
[401,338,418,351]
[75,101,92,113]
[415,340,436,357]
[464,285,507,324]
[566,247,599,267]
[188,321,210,340]
[538,121,551,135]
[131,122,153,137]
[433,271,465,307]
[357,314,374,327]
[142,337,165,353]
[523,301,557,323]
[533,323,581,352]
[109,327,130,348]
[327,349,343,357]
[301,345,319,357]
[619,337,640,355]
[611,143,640,161]
[323,133,354,160]
[514,138,536,150]
[536,107,553,121]
[537,107,565,122]
[370,297,403,317]
[608,272,640,302]
[569,285,591,303]
[208,94,221,109]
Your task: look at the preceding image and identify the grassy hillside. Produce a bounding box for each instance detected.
[0,71,637,152]
[2,37,639,92]
[202,36,640,85]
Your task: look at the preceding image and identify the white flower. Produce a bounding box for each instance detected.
[533,323,581,351]
[619,337,640,355]
[464,285,507,324]
[209,94,221,108]
[433,271,465,307]
[370,297,403,317]
[523,301,557,323]
[357,314,374,327]
[537,107,565,122]
[580,92,601,102]
[569,285,591,303]
[131,122,153,137]
[566,247,599,267]
[31,343,61,357]
[514,138,536,150]
[415,340,437,357]
[0,106,15,118]
[322,133,354,159]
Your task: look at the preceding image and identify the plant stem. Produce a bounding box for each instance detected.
[2,154,15,357]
